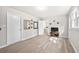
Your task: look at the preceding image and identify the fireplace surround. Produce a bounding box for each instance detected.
[50,27,59,37]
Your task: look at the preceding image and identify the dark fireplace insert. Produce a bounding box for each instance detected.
[50,27,59,37]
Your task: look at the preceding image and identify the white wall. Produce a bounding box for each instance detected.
[45,15,68,38]
[21,16,38,40]
[69,7,79,52]
[0,7,38,47]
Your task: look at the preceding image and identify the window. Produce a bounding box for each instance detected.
[71,7,79,29]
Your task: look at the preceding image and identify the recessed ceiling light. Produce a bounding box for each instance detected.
[36,6,47,11]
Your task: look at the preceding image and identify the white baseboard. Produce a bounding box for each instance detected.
[22,35,37,40]
[0,41,21,49]
[0,44,8,49]
[0,35,38,49]
[69,39,77,53]
[59,36,68,38]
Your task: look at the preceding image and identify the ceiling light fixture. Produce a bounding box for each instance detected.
[36,6,47,11]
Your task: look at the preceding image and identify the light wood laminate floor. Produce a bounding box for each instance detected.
[0,35,75,53]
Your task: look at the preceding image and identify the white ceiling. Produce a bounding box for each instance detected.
[11,6,71,18]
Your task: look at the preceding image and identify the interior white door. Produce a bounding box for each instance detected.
[7,12,21,45]
[38,21,45,35]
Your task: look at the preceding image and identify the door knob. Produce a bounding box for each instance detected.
[0,28,1,31]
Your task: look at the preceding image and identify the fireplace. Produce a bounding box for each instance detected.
[50,27,59,37]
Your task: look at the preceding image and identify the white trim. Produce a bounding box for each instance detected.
[0,44,8,49]
[59,35,68,38]
[69,39,77,53]
[0,41,21,49]
[22,35,37,41]
[0,37,29,49]
[22,37,31,41]
[0,35,38,49]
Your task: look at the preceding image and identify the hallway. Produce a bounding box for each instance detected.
[0,35,75,53]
